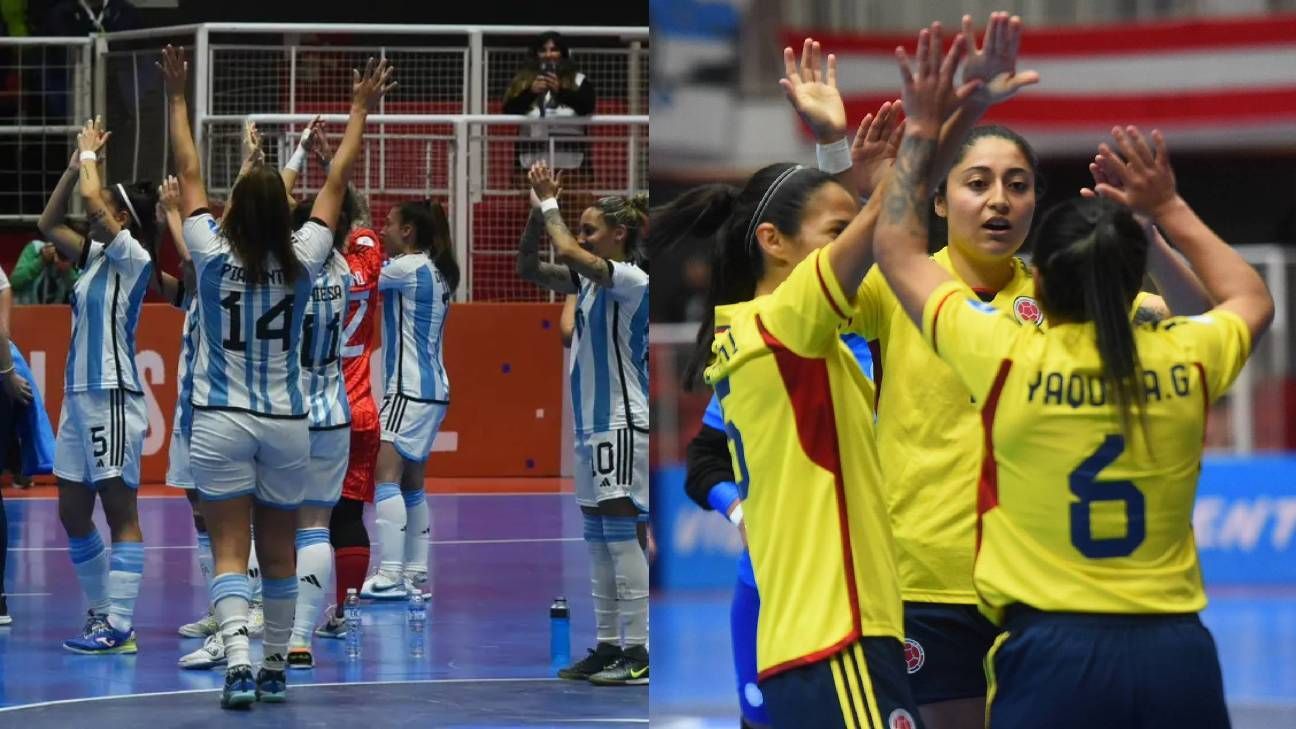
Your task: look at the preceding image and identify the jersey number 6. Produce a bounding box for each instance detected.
[1069,434,1146,559]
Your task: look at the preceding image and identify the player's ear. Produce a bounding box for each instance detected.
[753,222,786,264]
[933,193,948,219]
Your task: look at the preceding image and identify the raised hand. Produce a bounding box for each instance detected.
[352,57,397,111]
[849,99,904,198]
[77,115,111,154]
[157,45,188,98]
[528,160,562,201]
[895,23,978,134]
[959,13,1039,108]
[304,116,333,164]
[242,120,264,163]
[1088,126,1179,217]
[158,175,181,213]
[778,38,847,143]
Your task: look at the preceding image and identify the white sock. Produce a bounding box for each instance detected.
[374,483,405,576]
[290,528,332,648]
[261,576,297,671]
[68,531,110,615]
[212,573,252,668]
[106,541,145,633]
[605,517,649,647]
[402,489,430,579]
[196,531,215,597]
[247,529,262,602]
[583,514,618,644]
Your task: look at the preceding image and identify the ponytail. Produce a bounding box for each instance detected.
[397,201,460,294]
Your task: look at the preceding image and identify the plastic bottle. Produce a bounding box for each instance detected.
[549,596,570,674]
[408,591,426,659]
[345,588,361,659]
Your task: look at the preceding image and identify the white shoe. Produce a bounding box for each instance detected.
[360,572,407,600]
[403,571,431,601]
[179,633,226,669]
[178,610,218,638]
[247,601,264,638]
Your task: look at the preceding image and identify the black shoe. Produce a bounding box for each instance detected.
[589,644,648,686]
[220,665,256,709]
[255,666,287,702]
[0,594,10,626]
[557,642,621,680]
[286,649,314,670]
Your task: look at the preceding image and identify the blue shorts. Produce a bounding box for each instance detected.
[731,551,769,726]
[903,601,1002,704]
[987,607,1230,729]
[759,637,923,729]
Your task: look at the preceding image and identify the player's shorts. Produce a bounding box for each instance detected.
[759,636,922,729]
[302,425,350,508]
[986,607,1229,729]
[379,392,447,462]
[54,389,147,488]
[731,558,770,726]
[343,399,381,502]
[574,427,648,511]
[165,427,194,489]
[902,601,1002,704]
[189,409,310,508]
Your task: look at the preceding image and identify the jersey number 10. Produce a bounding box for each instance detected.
[1069,434,1146,559]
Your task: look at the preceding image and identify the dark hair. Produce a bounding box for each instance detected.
[294,188,361,252]
[220,166,298,286]
[105,180,161,284]
[931,124,1045,252]
[396,200,460,293]
[592,192,649,264]
[529,31,570,61]
[646,163,842,388]
[1031,196,1149,437]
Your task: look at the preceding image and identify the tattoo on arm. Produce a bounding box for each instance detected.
[882,135,936,235]
[1133,303,1169,325]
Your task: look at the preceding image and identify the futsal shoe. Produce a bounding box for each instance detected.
[403,571,432,600]
[179,610,218,638]
[63,618,138,655]
[558,642,622,680]
[314,610,347,639]
[179,633,226,669]
[589,645,649,686]
[221,665,257,709]
[255,666,288,702]
[287,648,314,670]
[0,594,10,626]
[247,601,265,637]
[360,571,408,600]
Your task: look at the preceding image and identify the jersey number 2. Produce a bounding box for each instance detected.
[1069,434,1146,558]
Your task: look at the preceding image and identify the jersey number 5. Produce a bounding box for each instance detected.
[1069,434,1146,558]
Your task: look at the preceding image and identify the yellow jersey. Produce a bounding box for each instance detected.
[705,248,903,679]
[849,248,1041,603]
[921,281,1251,623]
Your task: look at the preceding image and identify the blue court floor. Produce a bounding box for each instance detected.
[0,493,648,727]
[651,587,1296,729]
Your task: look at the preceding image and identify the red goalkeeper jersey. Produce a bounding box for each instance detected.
[340,227,384,408]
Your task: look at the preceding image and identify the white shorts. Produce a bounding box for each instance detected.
[303,426,350,507]
[574,428,649,512]
[54,389,147,488]
[379,393,447,462]
[165,428,194,489]
[189,409,310,508]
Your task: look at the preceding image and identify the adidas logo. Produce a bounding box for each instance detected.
[301,574,322,589]
[248,568,260,579]
[96,459,105,468]
[235,627,250,638]
[598,478,612,489]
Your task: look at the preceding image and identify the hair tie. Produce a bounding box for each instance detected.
[744,165,804,255]
[116,183,141,230]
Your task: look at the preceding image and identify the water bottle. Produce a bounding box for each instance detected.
[407,591,426,659]
[344,588,361,659]
[549,597,570,675]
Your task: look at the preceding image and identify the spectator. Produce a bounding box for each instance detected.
[9,237,80,304]
[503,31,596,171]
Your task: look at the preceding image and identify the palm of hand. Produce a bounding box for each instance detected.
[792,83,846,133]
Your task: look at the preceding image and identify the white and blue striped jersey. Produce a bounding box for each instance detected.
[182,212,334,418]
[570,260,649,439]
[172,289,199,436]
[379,252,451,403]
[65,230,154,394]
[301,251,352,430]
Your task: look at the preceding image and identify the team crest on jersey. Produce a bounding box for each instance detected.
[356,235,376,248]
[903,638,924,673]
[888,708,918,729]
[1013,296,1044,325]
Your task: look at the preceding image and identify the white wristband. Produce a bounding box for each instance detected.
[727,503,744,526]
[816,137,852,174]
[539,197,560,214]
[285,144,308,174]
[79,151,97,163]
